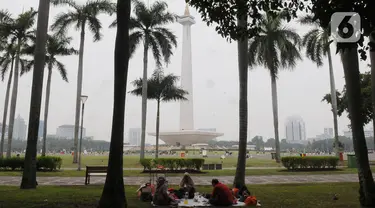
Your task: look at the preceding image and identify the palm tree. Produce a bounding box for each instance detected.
[111,0,177,159]
[0,41,30,158]
[51,0,115,163]
[248,12,302,163]
[299,15,340,155]
[0,9,37,158]
[98,0,130,206]
[130,69,188,158]
[23,34,78,156]
[233,6,249,189]
[20,0,51,190]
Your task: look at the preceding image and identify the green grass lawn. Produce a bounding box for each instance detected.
[0,167,366,177]
[59,155,282,169]
[0,183,361,208]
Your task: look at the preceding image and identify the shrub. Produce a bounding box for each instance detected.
[37,156,62,171]
[139,158,205,171]
[281,156,339,170]
[0,156,62,172]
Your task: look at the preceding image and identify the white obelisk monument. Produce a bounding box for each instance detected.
[178,4,195,130]
[148,4,223,146]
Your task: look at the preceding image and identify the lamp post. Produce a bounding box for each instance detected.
[78,95,88,171]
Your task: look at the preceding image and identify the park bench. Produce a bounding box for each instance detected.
[85,166,107,185]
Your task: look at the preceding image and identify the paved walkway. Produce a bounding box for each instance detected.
[0,174,359,186]
[62,167,286,170]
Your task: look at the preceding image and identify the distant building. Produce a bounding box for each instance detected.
[13,115,27,140]
[38,120,44,138]
[285,116,306,141]
[128,128,141,146]
[56,125,86,139]
[344,129,373,139]
[324,128,334,138]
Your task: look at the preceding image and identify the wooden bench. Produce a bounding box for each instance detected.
[85,166,107,185]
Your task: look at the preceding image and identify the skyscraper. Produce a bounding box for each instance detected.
[324,127,333,138]
[285,116,306,141]
[14,115,27,140]
[129,128,141,146]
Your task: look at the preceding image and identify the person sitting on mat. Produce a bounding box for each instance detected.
[209,179,233,206]
[179,172,196,199]
[152,177,177,206]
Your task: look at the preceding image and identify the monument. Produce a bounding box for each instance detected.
[149,4,223,146]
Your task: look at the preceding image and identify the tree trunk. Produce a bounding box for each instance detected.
[370,33,375,150]
[233,11,248,189]
[0,58,14,158]
[6,42,21,158]
[73,22,86,164]
[340,43,375,207]
[155,100,160,159]
[20,0,50,189]
[140,37,149,159]
[42,65,52,156]
[327,46,339,156]
[98,0,130,206]
[271,75,281,163]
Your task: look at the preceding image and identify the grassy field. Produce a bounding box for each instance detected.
[59,155,283,168]
[0,183,361,208]
[0,167,367,177]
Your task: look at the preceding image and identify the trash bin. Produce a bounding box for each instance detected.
[347,154,357,168]
[271,152,276,159]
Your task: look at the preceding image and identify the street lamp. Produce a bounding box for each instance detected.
[78,95,88,171]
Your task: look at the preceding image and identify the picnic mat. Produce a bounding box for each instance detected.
[178,199,245,207]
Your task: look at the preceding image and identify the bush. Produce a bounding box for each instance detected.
[140,158,205,171]
[0,156,62,172]
[281,156,339,170]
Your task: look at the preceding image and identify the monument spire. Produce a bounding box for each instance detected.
[184,4,190,16]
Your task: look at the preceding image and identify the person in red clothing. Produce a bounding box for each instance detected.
[209,179,233,206]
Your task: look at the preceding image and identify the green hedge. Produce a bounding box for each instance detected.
[281,156,339,170]
[140,158,205,170]
[0,156,62,171]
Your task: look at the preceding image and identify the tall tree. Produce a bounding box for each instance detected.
[0,8,37,158]
[303,0,375,205]
[185,0,296,189]
[0,41,30,157]
[299,15,340,155]
[20,0,51,189]
[98,0,130,206]
[51,0,115,163]
[248,12,302,163]
[130,69,188,158]
[111,0,177,159]
[24,34,78,156]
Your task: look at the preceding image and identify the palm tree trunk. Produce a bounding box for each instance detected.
[6,42,21,158]
[340,44,375,207]
[73,22,86,164]
[327,46,339,156]
[140,37,149,159]
[42,65,52,156]
[155,100,160,159]
[98,0,129,206]
[369,33,375,150]
[21,0,50,189]
[271,75,281,163]
[233,11,248,189]
[0,58,14,158]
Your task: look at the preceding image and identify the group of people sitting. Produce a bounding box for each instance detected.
[138,173,259,207]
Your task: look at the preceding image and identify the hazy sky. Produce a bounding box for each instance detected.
[0,0,372,143]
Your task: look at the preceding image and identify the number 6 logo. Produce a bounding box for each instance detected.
[331,12,361,43]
